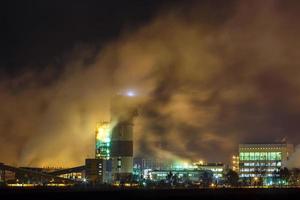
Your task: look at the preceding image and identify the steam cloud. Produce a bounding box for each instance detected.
[1,0,300,167]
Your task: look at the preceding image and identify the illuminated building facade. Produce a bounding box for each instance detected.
[134,157,173,171]
[196,163,225,179]
[95,122,111,160]
[149,169,213,183]
[239,143,294,181]
[134,160,224,182]
[232,155,239,172]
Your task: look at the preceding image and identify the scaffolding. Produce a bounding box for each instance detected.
[95,122,111,160]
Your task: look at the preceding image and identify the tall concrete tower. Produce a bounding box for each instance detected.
[110,94,138,183]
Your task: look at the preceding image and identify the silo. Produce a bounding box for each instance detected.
[110,94,138,183]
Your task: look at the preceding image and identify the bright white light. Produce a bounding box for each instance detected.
[126,90,135,97]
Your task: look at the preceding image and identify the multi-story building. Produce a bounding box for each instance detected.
[139,161,224,184]
[149,169,213,183]
[196,162,225,179]
[134,157,173,171]
[232,155,239,172]
[239,143,294,183]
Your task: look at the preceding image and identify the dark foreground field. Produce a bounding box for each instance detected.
[1,187,300,200]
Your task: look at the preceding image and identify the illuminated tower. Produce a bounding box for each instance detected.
[90,122,112,184]
[110,94,138,183]
[95,122,111,160]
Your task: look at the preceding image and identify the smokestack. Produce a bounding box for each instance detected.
[110,94,138,183]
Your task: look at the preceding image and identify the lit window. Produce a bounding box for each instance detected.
[270,152,276,160]
[255,152,260,160]
[117,157,122,168]
[260,152,267,160]
[276,152,282,160]
[245,152,249,160]
[250,152,254,160]
[240,152,244,160]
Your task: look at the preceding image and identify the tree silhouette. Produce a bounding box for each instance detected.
[200,171,213,188]
[279,167,290,186]
[166,171,173,184]
[252,167,266,186]
[224,169,239,187]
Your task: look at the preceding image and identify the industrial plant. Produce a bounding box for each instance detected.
[0,94,299,188]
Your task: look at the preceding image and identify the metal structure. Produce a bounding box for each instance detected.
[48,166,85,176]
[95,122,111,160]
[0,163,77,184]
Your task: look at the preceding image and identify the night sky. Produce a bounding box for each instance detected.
[1,0,300,167]
[1,0,178,75]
